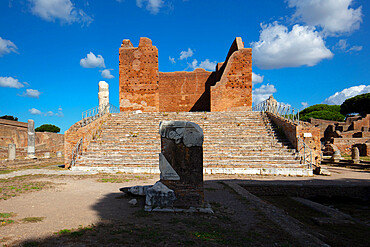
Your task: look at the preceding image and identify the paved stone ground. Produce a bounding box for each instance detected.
[0,164,369,246]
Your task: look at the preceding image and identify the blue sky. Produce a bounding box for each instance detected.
[0,0,369,133]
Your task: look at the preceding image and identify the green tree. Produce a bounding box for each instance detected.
[0,115,18,121]
[35,124,60,133]
[340,93,370,117]
[299,104,345,122]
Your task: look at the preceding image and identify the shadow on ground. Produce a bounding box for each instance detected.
[16,176,370,247]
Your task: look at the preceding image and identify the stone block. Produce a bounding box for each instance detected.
[159,120,204,208]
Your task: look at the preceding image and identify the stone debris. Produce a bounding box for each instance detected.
[56,151,62,158]
[128,199,137,206]
[145,181,176,207]
[330,150,341,163]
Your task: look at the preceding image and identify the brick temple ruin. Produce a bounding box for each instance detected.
[64,37,322,176]
[119,37,252,112]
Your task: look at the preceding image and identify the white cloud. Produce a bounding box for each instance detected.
[29,108,42,115]
[80,52,105,68]
[188,59,216,71]
[19,89,42,98]
[323,85,370,105]
[301,102,309,109]
[0,37,18,56]
[336,39,348,51]
[252,83,277,104]
[347,45,362,53]
[56,107,64,117]
[45,111,54,116]
[29,0,93,26]
[179,48,194,60]
[101,69,114,79]
[169,56,175,64]
[287,0,362,36]
[251,22,333,69]
[136,0,164,14]
[0,76,25,89]
[252,72,264,86]
[198,59,216,71]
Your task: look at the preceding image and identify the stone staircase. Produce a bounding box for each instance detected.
[73,111,311,175]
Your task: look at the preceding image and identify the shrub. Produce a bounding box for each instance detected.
[35,124,60,133]
[0,115,18,121]
[299,104,345,122]
[340,93,370,117]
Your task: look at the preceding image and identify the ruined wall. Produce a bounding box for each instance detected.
[119,37,253,113]
[119,37,159,112]
[211,37,252,112]
[0,119,64,158]
[267,113,321,167]
[159,69,213,112]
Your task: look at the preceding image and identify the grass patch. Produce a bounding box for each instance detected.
[0,175,53,200]
[0,170,12,175]
[193,231,224,243]
[54,225,95,237]
[204,187,217,191]
[22,217,45,223]
[0,212,14,218]
[0,219,14,226]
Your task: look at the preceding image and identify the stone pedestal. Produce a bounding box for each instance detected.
[98,81,109,112]
[330,150,341,163]
[159,121,204,208]
[8,144,16,161]
[351,146,360,164]
[27,120,36,159]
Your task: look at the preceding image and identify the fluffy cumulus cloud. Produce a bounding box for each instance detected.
[251,22,333,69]
[323,85,370,105]
[169,56,175,64]
[301,102,309,109]
[29,108,42,115]
[101,69,114,79]
[80,52,105,68]
[188,59,217,71]
[29,0,93,26]
[252,83,277,104]
[179,48,194,60]
[252,72,264,86]
[0,37,18,57]
[19,89,42,98]
[136,0,164,15]
[0,76,26,89]
[287,0,362,36]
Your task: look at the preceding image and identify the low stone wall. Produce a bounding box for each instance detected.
[332,138,370,155]
[0,119,64,158]
[266,113,321,167]
[64,114,109,168]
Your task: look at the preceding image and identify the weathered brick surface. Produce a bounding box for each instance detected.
[119,37,252,112]
[267,113,321,167]
[159,69,213,112]
[211,37,252,112]
[64,114,109,168]
[119,37,159,112]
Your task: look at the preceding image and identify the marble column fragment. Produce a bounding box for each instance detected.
[159,120,204,208]
[8,144,16,161]
[98,81,109,113]
[351,146,360,164]
[27,119,36,159]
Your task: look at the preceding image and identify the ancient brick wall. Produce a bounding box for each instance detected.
[211,38,252,112]
[64,114,109,168]
[267,113,321,167]
[159,69,213,112]
[119,37,159,112]
[119,37,252,112]
[0,119,64,158]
